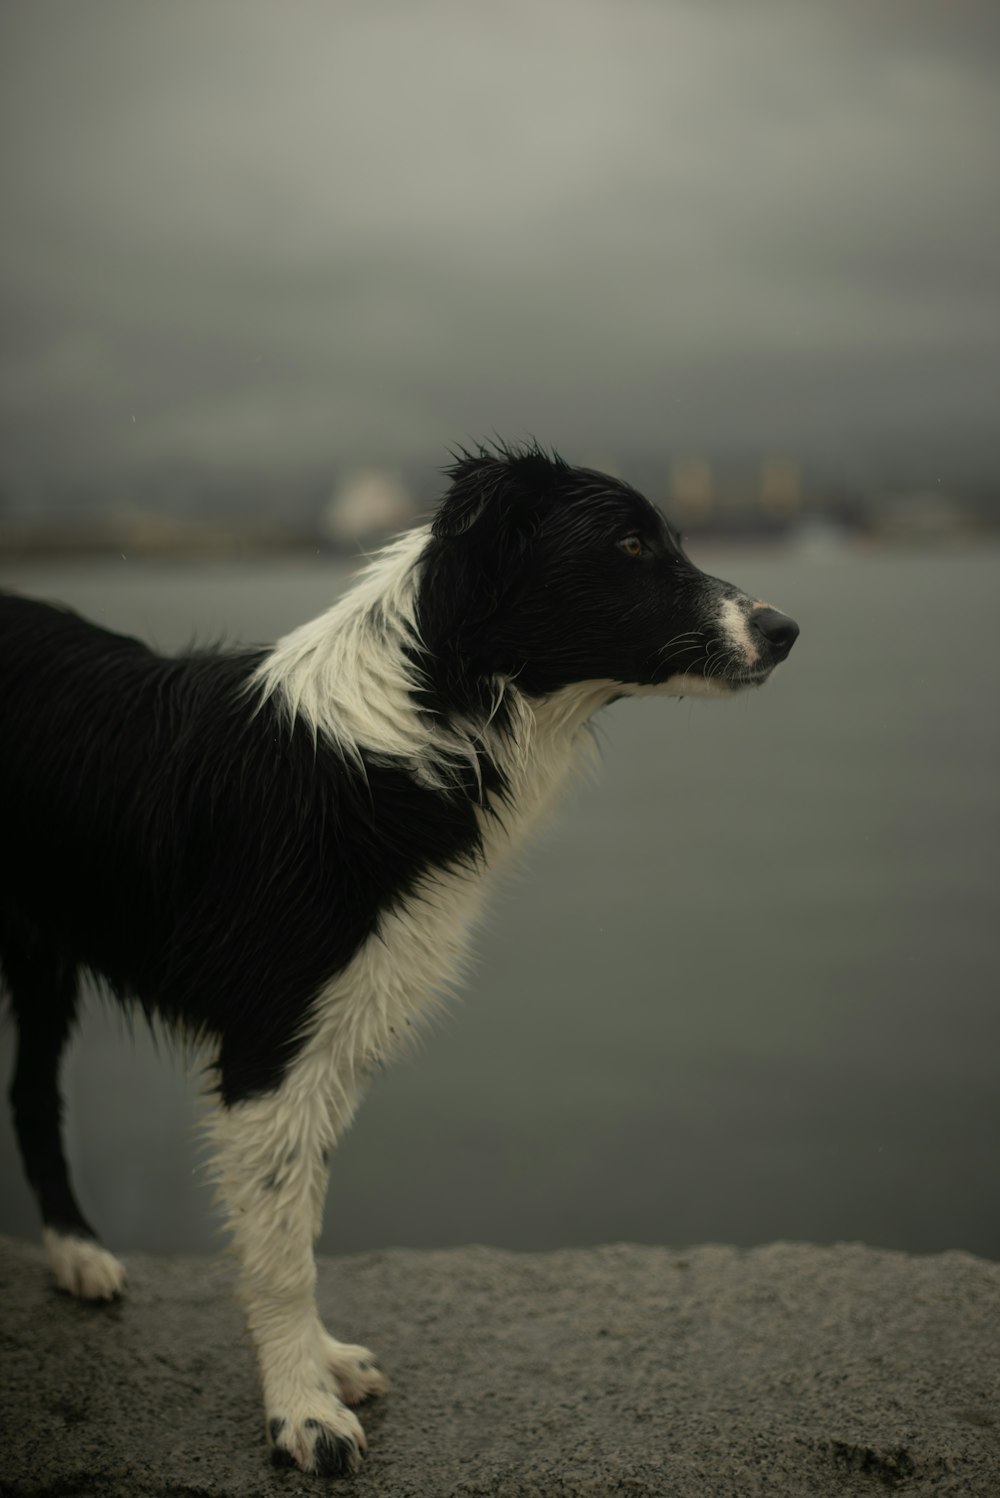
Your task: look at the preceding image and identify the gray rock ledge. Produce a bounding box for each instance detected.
[1,1233,998,1497]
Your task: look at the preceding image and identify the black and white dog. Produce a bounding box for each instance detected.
[1,446,797,1477]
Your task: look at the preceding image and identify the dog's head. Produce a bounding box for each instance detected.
[417,446,798,701]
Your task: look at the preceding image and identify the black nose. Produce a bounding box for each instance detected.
[753,607,800,662]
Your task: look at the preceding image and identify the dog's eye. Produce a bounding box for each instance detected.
[618,534,645,558]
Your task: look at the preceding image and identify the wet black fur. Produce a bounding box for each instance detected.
[0,598,485,1110]
[418,446,716,703]
[1,444,795,1251]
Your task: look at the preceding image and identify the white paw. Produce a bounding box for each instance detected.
[318,1331,390,1405]
[268,1395,367,1476]
[43,1229,127,1301]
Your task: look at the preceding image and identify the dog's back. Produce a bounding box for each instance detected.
[1,592,159,886]
[0,593,228,999]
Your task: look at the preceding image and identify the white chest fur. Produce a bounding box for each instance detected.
[246,531,612,1141]
[296,680,607,1126]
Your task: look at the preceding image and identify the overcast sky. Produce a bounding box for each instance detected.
[1,0,998,508]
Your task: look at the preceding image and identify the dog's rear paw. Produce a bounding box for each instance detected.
[319,1333,390,1405]
[268,1401,366,1477]
[43,1229,126,1301]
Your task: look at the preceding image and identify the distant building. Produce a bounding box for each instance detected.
[869,490,968,540]
[669,458,714,522]
[759,458,802,518]
[320,470,413,548]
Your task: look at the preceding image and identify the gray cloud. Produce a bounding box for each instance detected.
[1,0,998,505]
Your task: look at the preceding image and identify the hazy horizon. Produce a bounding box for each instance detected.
[2,0,999,512]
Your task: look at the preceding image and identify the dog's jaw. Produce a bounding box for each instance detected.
[653,671,772,700]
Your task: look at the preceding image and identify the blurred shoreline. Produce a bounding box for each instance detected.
[1,499,996,562]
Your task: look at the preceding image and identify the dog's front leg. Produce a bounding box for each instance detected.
[209,1081,367,1477]
[307,1144,390,1408]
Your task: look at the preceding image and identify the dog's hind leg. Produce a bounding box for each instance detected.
[4,939,126,1300]
[209,1054,373,1477]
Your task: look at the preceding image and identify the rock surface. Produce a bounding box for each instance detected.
[1,1233,998,1497]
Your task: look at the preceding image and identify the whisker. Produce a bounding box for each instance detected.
[653,630,702,663]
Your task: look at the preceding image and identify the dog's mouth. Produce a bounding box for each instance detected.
[725,665,774,690]
[647,661,774,701]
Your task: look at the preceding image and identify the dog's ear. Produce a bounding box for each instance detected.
[432,446,566,540]
[421,446,568,675]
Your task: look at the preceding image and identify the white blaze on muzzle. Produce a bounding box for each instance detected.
[718,596,762,670]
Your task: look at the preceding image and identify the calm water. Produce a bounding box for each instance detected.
[1,541,998,1258]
